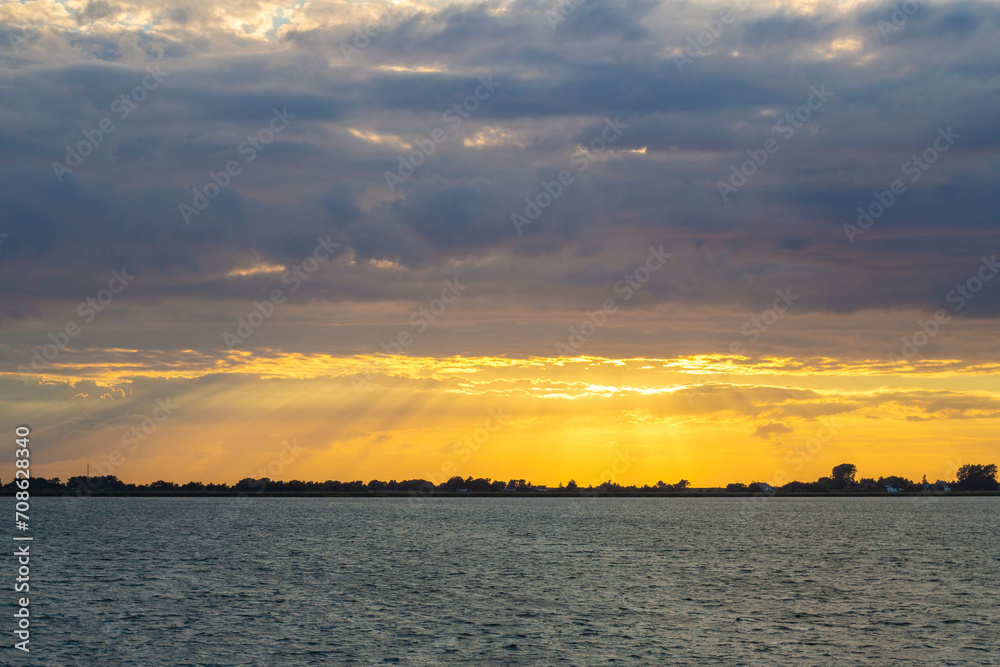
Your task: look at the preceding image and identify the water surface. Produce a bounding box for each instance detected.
[8,496,999,665]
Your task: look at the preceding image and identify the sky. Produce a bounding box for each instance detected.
[1,0,999,487]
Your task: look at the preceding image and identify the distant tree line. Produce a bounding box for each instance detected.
[725,463,999,494]
[1,465,995,495]
[1,475,692,495]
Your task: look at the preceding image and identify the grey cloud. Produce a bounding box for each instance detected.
[1,0,999,359]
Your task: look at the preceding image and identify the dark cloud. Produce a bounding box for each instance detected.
[77,1,122,25]
[1,0,999,359]
[753,420,794,439]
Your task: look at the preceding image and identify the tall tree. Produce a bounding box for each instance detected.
[955,464,999,491]
[831,463,857,490]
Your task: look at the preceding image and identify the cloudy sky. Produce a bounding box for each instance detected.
[2,0,999,486]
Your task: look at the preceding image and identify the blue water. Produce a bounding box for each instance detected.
[5,496,998,665]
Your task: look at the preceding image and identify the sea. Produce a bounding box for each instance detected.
[7,496,998,665]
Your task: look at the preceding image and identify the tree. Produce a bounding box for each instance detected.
[673,479,690,490]
[70,475,128,492]
[565,479,578,491]
[831,463,857,490]
[955,464,999,491]
[235,477,269,492]
[444,476,465,492]
[813,476,835,492]
[780,481,810,492]
[465,477,494,492]
[13,477,65,491]
[726,482,748,492]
